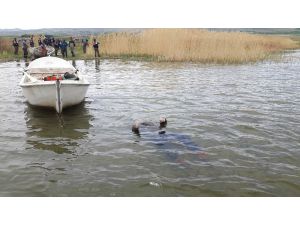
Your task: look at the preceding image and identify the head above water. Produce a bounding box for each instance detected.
[159,117,167,128]
[131,120,141,134]
[132,117,167,134]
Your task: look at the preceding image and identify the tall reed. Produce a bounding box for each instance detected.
[0,37,12,57]
[90,29,298,63]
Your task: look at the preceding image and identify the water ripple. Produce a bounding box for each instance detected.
[0,53,300,196]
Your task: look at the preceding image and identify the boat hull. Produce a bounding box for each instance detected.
[21,81,89,111]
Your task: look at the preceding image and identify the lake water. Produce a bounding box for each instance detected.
[0,52,299,196]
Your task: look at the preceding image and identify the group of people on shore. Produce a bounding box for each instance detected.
[12,35,100,59]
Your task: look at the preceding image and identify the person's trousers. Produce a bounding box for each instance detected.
[94,48,100,57]
[70,47,75,57]
[62,49,67,58]
[23,50,28,59]
[14,46,18,55]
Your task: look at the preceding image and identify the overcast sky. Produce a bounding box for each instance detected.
[1,0,299,29]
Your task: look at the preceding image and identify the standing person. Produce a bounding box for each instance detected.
[29,36,34,47]
[93,38,100,57]
[54,39,60,56]
[38,37,42,46]
[12,38,19,55]
[40,44,47,57]
[69,37,76,57]
[43,37,48,46]
[22,40,29,59]
[82,38,88,54]
[60,40,68,58]
[47,37,52,46]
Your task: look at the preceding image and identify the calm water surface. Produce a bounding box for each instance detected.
[0,52,299,196]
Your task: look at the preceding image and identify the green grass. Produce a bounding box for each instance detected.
[0,51,24,61]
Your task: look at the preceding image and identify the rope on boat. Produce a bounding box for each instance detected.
[55,79,62,114]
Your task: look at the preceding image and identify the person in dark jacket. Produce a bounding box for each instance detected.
[43,37,49,46]
[12,38,19,55]
[82,38,88,54]
[54,39,61,56]
[69,37,76,57]
[38,37,42,46]
[22,40,29,59]
[29,36,34,47]
[47,37,53,46]
[60,40,68,58]
[93,38,100,57]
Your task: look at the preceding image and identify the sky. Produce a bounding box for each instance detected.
[1,0,299,29]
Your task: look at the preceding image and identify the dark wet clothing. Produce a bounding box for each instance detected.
[133,123,203,162]
[138,128,200,152]
[156,133,200,151]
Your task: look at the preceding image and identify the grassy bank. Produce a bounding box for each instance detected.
[1,29,299,63]
[93,29,299,63]
[0,37,23,61]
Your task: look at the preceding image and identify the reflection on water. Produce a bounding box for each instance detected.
[24,59,29,67]
[95,58,100,71]
[24,102,92,154]
[71,59,76,68]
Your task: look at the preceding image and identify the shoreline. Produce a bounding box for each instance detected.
[1,29,300,64]
[0,50,297,65]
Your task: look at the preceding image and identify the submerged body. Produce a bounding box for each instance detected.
[132,118,205,162]
[19,57,89,113]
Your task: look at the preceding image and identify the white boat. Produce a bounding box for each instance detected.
[19,56,90,113]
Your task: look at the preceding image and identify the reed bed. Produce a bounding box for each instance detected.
[0,37,13,59]
[0,29,299,63]
[92,29,299,63]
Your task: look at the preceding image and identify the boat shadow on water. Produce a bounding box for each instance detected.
[24,101,93,154]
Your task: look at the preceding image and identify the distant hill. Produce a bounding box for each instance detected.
[0,28,142,37]
[1,28,299,37]
[208,28,300,35]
